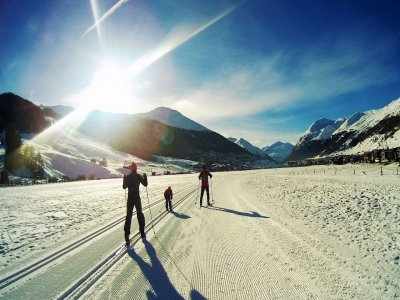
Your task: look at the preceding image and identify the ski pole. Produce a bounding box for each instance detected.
[195,180,200,205]
[210,178,214,202]
[145,187,156,235]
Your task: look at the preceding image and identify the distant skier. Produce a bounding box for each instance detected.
[198,165,212,207]
[164,186,173,212]
[123,162,148,246]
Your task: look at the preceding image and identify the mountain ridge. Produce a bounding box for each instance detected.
[263,142,294,162]
[228,137,269,158]
[286,97,400,161]
[137,107,210,132]
[1,93,269,174]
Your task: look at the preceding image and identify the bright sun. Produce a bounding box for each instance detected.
[68,62,136,114]
[88,63,133,111]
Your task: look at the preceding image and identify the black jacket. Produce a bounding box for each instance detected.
[123,172,148,198]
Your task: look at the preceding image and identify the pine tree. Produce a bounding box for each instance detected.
[4,124,23,172]
[5,124,22,155]
[33,151,45,178]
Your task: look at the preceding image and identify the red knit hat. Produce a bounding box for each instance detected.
[130,162,137,172]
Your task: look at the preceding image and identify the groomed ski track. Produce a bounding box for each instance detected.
[1,167,399,299]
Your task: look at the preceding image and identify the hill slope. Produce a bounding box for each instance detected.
[79,110,251,162]
[138,107,210,131]
[0,93,253,170]
[0,92,55,133]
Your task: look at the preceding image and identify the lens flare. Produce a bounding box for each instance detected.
[82,0,129,39]
[36,2,241,147]
[32,105,91,144]
[127,5,239,78]
[89,0,102,43]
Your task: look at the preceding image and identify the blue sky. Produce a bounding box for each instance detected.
[1,0,399,147]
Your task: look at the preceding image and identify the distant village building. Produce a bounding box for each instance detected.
[384,148,394,162]
[285,146,400,168]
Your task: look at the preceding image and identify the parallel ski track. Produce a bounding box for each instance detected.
[0,185,194,292]
[57,186,196,300]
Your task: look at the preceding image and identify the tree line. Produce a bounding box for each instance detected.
[2,124,45,178]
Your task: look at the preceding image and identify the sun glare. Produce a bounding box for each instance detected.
[68,62,137,114]
[90,64,131,104]
[33,2,241,145]
[32,63,134,143]
[32,105,91,144]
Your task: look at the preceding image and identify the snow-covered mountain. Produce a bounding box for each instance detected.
[286,97,400,161]
[297,118,346,144]
[228,137,267,157]
[138,107,210,131]
[24,130,198,179]
[2,93,277,178]
[46,105,74,117]
[262,142,294,162]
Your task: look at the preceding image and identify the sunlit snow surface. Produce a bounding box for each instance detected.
[1,164,399,299]
[23,130,198,179]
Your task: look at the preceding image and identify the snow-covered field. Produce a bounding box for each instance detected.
[1,164,399,299]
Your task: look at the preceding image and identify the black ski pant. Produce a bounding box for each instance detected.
[165,195,172,211]
[200,186,210,204]
[124,193,145,238]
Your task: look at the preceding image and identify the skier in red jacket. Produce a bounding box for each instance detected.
[198,165,212,207]
[164,186,173,212]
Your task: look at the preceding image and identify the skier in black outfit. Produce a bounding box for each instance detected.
[123,162,148,246]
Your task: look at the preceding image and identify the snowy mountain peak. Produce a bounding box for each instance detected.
[263,141,294,151]
[376,97,400,118]
[141,107,210,132]
[335,112,365,133]
[308,118,335,132]
[385,97,400,112]
[287,96,400,161]
[300,117,348,144]
[228,137,267,157]
[262,141,294,162]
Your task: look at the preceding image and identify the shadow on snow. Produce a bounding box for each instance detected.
[127,240,205,299]
[171,210,191,219]
[206,205,269,218]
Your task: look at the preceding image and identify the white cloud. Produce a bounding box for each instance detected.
[168,26,399,122]
[160,26,399,145]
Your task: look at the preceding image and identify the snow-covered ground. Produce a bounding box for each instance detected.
[0,164,399,299]
[0,130,198,181]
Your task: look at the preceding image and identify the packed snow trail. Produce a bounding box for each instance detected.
[84,168,399,299]
[1,166,399,299]
[0,177,197,299]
